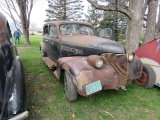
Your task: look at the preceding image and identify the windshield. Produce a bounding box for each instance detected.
[60,23,95,36]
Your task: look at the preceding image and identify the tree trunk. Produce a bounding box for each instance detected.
[125,0,144,53]
[156,4,160,38]
[144,0,158,43]
[23,28,30,45]
[17,0,30,46]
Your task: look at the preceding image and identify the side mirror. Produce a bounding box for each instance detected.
[98,27,114,40]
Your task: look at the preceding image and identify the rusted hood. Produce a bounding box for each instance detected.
[61,35,126,54]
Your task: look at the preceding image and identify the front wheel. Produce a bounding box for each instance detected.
[135,64,156,88]
[64,71,77,102]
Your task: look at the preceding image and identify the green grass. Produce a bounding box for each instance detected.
[17,35,160,120]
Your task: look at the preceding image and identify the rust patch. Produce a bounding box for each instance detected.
[75,65,118,96]
[58,56,119,96]
[101,53,128,88]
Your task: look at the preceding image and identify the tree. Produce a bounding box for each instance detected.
[46,0,84,21]
[156,4,160,38]
[85,5,104,31]
[144,0,158,43]
[87,0,144,53]
[0,0,35,46]
[99,11,127,42]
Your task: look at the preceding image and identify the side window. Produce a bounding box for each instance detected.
[49,25,57,37]
[43,25,48,35]
[99,28,113,38]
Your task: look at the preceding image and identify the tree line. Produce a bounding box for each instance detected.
[0,0,159,53]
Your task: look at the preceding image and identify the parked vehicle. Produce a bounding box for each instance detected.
[0,12,28,119]
[135,39,159,87]
[40,21,152,102]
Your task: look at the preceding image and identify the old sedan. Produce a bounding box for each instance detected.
[0,12,28,119]
[40,21,153,102]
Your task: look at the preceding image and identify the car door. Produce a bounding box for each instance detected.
[47,25,59,62]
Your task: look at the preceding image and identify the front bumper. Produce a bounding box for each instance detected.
[8,111,29,120]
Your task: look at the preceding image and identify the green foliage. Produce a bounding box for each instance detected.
[17,35,160,120]
[85,5,104,31]
[45,0,84,21]
[99,11,127,42]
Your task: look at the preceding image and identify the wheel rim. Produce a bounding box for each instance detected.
[135,71,148,86]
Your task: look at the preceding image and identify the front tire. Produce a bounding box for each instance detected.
[64,71,77,102]
[135,64,156,88]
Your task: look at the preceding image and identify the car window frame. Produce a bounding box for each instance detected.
[49,25,58,38]
[59,23,95,36]
[43,24,49,36]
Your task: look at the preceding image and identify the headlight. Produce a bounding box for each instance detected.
[128,53,135,61]
[87,55,104,69]
[96,57,104,68]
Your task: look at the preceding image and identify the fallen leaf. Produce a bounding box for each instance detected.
[72,113,76,119]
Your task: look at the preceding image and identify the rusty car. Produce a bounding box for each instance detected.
[40,20,154,102]
[0,12,28,119]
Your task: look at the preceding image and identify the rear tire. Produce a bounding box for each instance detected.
[64,71,77,102]
[135,64,156,88]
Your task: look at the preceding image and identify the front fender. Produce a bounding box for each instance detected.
[7,56,27,118]
[57,56,119,96]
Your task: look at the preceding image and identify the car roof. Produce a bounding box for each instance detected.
[45,20,92,27]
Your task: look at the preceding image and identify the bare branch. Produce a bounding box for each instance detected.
[10,0,21,18]
[27,0,34,27]
[87,0,131,18]
[4,0,19,28]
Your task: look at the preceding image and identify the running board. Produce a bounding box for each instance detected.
[42,57,56,69]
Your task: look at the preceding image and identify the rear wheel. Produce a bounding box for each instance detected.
[135,64,156,88]
[64,71,77,102]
